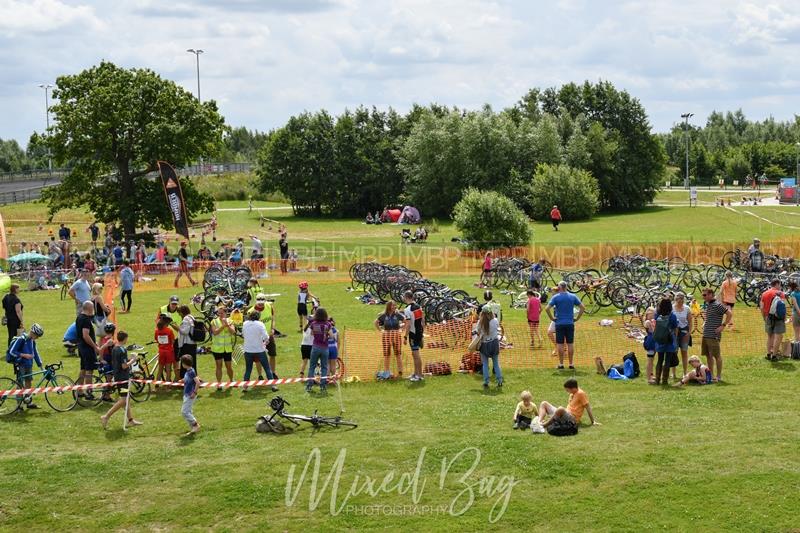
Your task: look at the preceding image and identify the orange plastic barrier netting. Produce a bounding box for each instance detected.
[103,273,117,325]
[340,309,775,382]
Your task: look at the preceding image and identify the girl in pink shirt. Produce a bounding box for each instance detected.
[526,290,542,347]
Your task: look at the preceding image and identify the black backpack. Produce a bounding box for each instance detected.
[653,315,672,345]
[623,352,641,377]
[190,317,207,343]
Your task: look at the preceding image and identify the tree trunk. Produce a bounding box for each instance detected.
[117,161,137,240]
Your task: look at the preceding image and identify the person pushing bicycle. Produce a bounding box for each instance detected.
[7,324,45,409]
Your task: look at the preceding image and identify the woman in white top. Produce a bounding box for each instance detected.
[241,310,277,392]
[474,308,502,389]
[672,292,693,377]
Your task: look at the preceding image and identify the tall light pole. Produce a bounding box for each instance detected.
[39,83,53,175]
[680,113,694,189]
[186,49,204,175]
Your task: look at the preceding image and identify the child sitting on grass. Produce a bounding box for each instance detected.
[675,355,709,386]
[512,390,537,429]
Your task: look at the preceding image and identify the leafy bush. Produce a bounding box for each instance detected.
[452,189,532,248]
[530,164,599,220]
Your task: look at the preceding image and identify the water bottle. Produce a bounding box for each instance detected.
[706,370,713,384]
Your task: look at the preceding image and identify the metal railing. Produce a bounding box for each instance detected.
[0,185,54,205]
[0,162,253,184]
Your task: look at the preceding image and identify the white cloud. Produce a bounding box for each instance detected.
[0,0,102,35]
[1,0,799,145]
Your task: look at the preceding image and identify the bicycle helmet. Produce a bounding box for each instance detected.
[233,300,245,309]
[29,323,44,337]
[256,293,267,302]
[299,281,308,289]
[104,322,116,333]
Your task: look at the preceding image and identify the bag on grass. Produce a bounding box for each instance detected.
[424,361,452,376]
[459,352,482,372]
[623,352,640,377]
[792,341,800,360]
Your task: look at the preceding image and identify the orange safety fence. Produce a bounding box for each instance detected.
[339,308,776,382]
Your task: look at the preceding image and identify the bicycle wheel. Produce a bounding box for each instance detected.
[129,372,151,403]
[0,377,22,416]
[45,374,78,412]
[580,291,599,315]
[75,375,104,408]
[316,416,358,429]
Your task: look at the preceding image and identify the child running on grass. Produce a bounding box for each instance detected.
[181,354,201,435]
[512,390,538,429]
[100,331,142,429]
[155,315,176,383]
[526,290,542,348]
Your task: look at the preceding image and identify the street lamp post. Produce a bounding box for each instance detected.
[680,113,694,189]
[187,48,204,175]
[38,83,53,176]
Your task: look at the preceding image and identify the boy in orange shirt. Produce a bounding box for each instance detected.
[155,315,177,383]
[538,378,600,436]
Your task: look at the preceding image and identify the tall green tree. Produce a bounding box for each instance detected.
[0,138,27,172]
[543,81,665,210]
[43,61,223,237]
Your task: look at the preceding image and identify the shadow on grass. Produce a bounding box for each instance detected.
[769,361,796,372]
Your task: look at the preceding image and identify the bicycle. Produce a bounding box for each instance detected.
[257,396,357,433]
[0,362,77,415]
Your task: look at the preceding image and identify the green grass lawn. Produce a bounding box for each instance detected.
[2,275,800,531]
[5,188,800,531]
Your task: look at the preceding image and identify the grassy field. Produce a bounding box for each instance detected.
[3,194,800,531]
[2,284,800,531]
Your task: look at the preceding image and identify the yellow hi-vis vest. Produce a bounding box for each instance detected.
[211,317,234,353]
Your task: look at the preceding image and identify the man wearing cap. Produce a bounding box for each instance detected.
[174,241,197,288]
[248,293,279,377]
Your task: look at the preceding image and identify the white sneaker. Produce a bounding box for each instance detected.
[409,374,420,382]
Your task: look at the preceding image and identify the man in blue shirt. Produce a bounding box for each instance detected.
[546,281,585,370]
[68,270,92,316]
[8,323,45,409]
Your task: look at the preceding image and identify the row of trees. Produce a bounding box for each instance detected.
[257,81,666,220]
[661,111,800,185]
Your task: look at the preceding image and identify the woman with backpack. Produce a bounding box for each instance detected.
[653,298,679,386]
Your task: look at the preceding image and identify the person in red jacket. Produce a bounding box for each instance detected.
[550,205,562,231]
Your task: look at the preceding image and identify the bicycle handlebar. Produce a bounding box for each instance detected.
[45,361,63,372]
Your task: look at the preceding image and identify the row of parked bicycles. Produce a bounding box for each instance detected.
[349,262,480,323]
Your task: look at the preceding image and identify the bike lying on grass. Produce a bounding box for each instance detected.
[256,396,357,433]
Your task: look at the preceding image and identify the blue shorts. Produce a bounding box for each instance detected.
[328,347,338,359]
[555,324,575,344]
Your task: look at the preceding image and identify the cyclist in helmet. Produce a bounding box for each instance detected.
[98,322,117,402]
[297,282,318,332]
[8,324,44,409]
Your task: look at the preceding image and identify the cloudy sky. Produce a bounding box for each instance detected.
[1,0,799,145]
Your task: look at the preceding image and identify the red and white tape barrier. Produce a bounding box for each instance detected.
[0,375,341,399]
